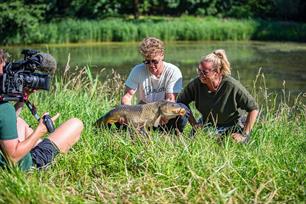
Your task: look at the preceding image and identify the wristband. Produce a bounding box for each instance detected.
[242,132,250,143]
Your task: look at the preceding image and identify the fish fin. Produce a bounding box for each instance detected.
[154,115,162,127]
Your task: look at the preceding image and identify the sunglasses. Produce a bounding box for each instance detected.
[197,67,214,76]
[143,59,160,65]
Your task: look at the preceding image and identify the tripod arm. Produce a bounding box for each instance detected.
[25,100,40,121]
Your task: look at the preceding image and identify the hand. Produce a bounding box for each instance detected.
[118,116,127,125]
[159,116,169,125]
[35,113,60,135]
[231,132,247,143]
[177,103,191,118]
[23,88,36,100]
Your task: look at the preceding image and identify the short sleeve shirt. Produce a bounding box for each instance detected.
[125,62,183,103]
[0,102,33,170]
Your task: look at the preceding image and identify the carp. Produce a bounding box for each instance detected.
[94,101,186,130]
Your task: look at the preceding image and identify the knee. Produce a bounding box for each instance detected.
[67,118,84,134]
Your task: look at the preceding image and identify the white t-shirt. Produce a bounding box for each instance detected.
[125,62,183,103]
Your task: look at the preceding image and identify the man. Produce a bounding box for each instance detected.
[0,49,83,171]
[120,37,187,132]
[122,37,182,105]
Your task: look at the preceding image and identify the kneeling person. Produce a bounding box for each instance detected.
[120,37,188,133]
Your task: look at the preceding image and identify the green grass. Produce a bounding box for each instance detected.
[0,67,305,203]
[4,16,306,45]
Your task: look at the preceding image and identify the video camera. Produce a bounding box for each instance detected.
[0,49,57,133]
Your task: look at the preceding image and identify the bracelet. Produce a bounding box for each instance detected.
[242,132,250,138]
[242,132,251,143]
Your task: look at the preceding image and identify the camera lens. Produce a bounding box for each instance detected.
[23,73,50,90]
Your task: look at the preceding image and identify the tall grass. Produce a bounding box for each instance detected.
[0,67,305,203]
[6,17,306,45]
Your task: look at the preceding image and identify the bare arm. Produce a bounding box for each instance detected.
[121,86,136,105]
[243,109,259,134]
[0,113,59,163]
[232,109,259,143]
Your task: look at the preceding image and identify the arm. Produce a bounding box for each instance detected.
[231,109,258,143]
[243,109,258,134]
[121,86,136,105]
[0,113,59,163]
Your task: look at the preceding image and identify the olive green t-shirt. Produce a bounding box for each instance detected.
[177,76,258,126]
[0,102,33,170]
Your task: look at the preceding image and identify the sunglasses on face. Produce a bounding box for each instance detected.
[197,67,214,77]
[143,59,160,65]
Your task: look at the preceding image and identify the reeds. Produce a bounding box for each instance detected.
[6,17,306,45]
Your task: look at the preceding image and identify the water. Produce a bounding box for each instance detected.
[4,41,306,101]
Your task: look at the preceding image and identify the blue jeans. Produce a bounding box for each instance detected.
[190,117,245,139]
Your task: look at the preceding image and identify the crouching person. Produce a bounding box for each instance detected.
[177,49,259,143]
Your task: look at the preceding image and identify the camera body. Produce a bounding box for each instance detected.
[0,49,57,133]
[0,49,53,101]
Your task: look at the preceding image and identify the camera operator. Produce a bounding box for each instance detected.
[0,49,84,171]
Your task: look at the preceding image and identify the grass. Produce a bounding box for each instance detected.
[0,66,305,203]
[4,16,306,45]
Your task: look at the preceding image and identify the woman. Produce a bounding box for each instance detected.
[177,49,259,143]
[0,49,84,171]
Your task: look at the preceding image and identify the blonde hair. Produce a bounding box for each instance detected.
[139,37,164,58]
[201,49,231,76]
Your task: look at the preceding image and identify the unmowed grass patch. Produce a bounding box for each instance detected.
[0,68,305,203]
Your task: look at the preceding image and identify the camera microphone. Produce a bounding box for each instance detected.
[35,53,57,74]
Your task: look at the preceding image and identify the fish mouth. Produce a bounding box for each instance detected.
[177,108,186,116]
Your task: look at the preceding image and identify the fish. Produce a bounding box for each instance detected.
[94,101,186,131]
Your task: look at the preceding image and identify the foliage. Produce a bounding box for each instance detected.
[1,0,306,22]
[0,67,304,203]
[1,0,305,44]
[0,0,46,44]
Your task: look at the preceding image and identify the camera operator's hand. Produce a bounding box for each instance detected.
[35,113,60,135]
[23,88,36,99]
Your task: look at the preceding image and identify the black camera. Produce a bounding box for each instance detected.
[0,49,57,133]
[0,49,56,101]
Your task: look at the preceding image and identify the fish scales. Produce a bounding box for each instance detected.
[95,101,186,129]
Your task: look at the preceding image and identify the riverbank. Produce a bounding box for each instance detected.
[5,17,306,45]
[0,69,304,203]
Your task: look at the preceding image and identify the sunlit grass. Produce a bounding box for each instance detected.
[0,67,305,203]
